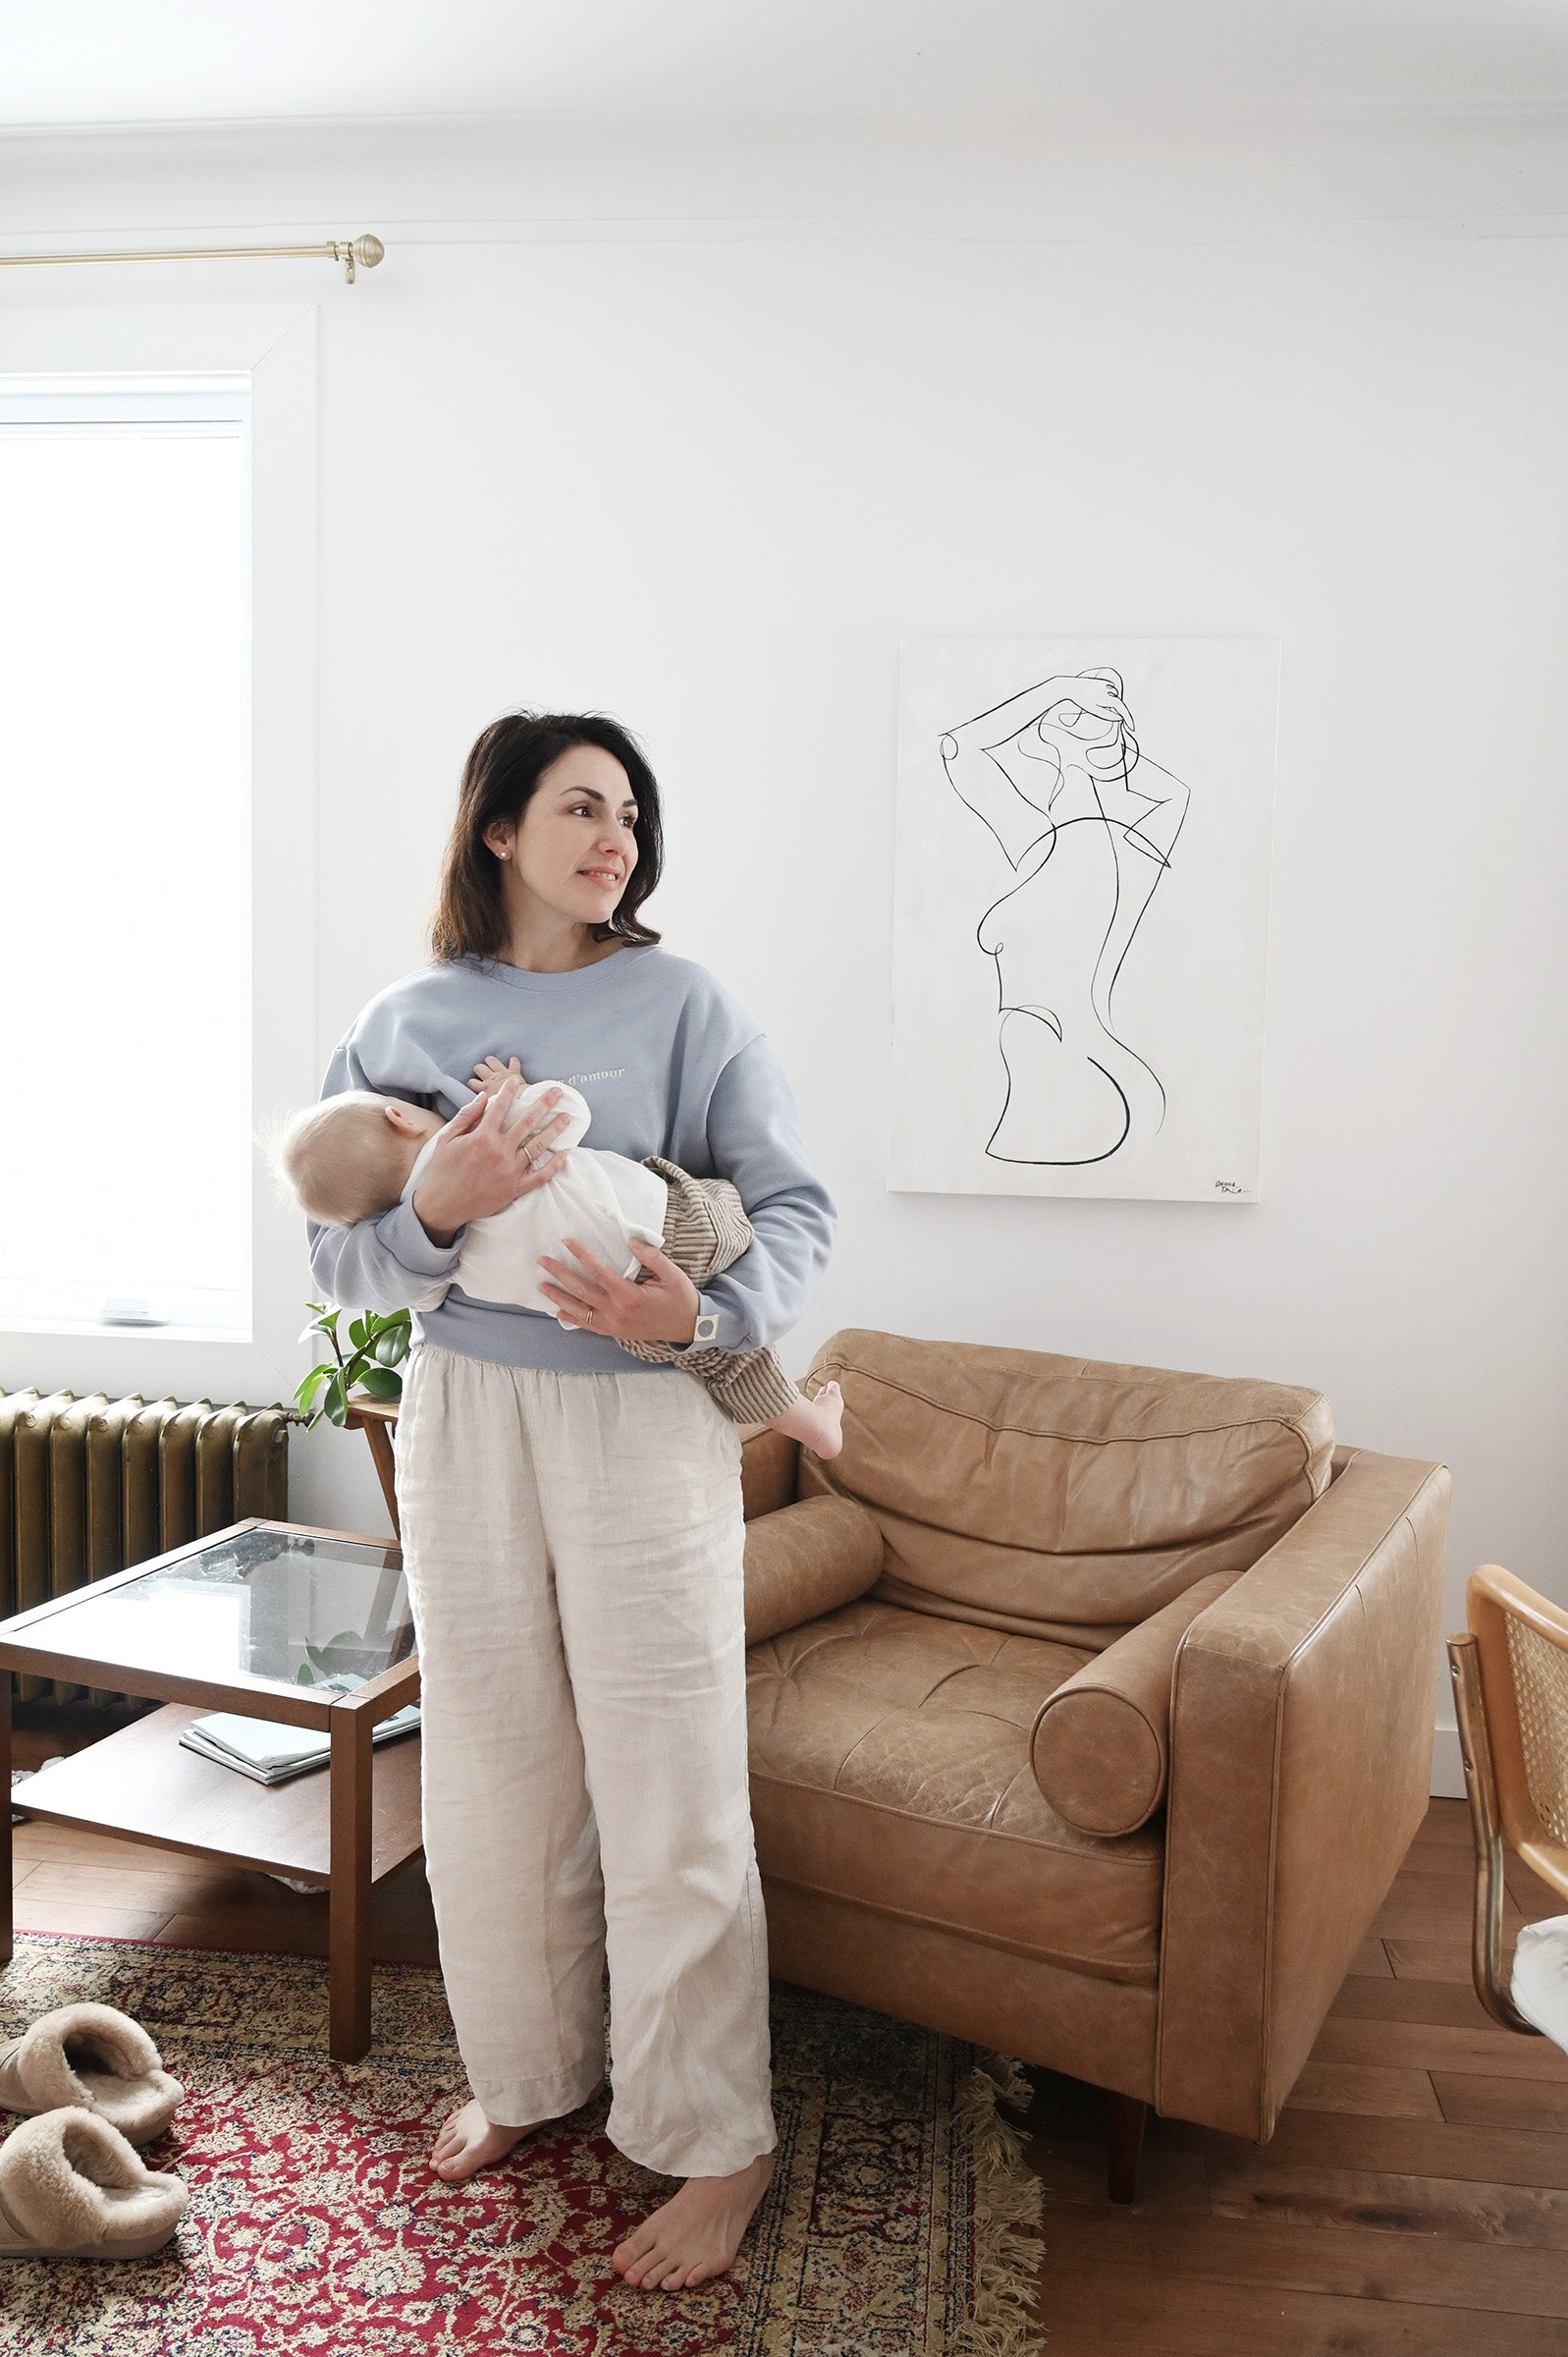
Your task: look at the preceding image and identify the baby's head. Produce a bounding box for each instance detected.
[274,1092,443,1227]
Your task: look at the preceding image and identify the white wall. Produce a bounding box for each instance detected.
[6,117,1567,1785]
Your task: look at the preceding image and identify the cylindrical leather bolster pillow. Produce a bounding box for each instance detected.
[743,1495,884,1647]
[1030,1571,1235,1836]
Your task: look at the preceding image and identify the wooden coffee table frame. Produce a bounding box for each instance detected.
[0,1518,421,2060]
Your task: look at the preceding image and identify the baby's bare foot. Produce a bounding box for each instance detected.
[612,2153,775,2289]
[770,1380,843,1460]
[431,2097,536,2181]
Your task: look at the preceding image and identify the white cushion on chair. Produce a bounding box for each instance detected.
[1511,1915,1568,2050]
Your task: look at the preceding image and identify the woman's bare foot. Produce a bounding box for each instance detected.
[770,1380,843,1461]
[431,2098,538,2181]
[612,2153,775,2289]
[433,2077,607,2179]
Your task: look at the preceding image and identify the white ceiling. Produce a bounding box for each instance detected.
[5,0,1568,136]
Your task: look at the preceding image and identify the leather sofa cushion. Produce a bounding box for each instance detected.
[743,1495,884,1646]
[740,1423,800,1523]
[747,1598,1164,1985]
[1031,1569,1236,1836]
[798,1329,1333,1645]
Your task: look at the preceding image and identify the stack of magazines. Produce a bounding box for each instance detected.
[179,1701,421,1786]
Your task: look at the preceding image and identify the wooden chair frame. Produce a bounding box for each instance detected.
[1448,1563,1568,2033]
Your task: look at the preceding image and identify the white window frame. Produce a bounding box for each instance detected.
[0,302,318,1414]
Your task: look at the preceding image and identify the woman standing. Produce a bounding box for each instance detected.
[308,711,836,2290]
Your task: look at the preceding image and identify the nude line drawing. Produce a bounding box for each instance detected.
[940,669,1192,1167]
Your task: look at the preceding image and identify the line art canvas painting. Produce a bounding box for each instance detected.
[891,638,1279,1201]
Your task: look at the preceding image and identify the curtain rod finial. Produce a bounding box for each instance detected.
[339,234,385,285]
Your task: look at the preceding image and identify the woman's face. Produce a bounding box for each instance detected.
[488,743,640,926]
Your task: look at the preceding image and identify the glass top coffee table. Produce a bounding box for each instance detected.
[0,1519,420,2060]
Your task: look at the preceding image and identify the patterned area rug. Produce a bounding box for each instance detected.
[0,1936,1042,2355]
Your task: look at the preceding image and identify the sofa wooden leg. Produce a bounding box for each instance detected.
[1107,2093,1146,2203]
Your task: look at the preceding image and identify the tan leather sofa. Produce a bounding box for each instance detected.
[741,1330,1449,2199]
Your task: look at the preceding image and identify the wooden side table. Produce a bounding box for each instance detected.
[0,1519,420,2059]
[346,1398,402,1539]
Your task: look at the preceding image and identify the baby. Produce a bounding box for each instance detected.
[277,1055,843,1458]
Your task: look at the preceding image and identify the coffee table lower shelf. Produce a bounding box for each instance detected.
[11,1705,423,2059]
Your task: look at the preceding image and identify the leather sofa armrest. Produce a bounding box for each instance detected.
[1157,1449,1450,2140]
[743,1496,884,1647]
[1031,1571,1236,1836]
[741,1424,801,1522]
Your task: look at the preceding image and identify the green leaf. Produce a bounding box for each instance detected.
[296,1662,315,1684]
[294,1362,340,1428]
[297,1295,409,1433]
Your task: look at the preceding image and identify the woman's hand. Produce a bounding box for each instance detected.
[1043,670,1132,729]
[412,1074,570,1246]
[537,1234,701,1345]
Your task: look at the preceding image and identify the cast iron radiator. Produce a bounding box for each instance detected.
[0,1391,292,1704]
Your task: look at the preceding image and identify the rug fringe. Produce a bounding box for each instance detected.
[950,2052,1045,2357]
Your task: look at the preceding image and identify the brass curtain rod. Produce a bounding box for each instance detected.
[0,234,385,284]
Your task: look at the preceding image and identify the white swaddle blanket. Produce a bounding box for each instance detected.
[401,1080,670,1326]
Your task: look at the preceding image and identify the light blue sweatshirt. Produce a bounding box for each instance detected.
[307,946,837,1374]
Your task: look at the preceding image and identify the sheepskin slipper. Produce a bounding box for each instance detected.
[0,2003,184,2145]
[0,2107,186,2259]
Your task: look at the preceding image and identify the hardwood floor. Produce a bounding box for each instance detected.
[1019,1799,1568,2353]
[10,1722,1566,2350]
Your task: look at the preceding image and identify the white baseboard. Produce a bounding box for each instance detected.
[1431,1719,1466,1800]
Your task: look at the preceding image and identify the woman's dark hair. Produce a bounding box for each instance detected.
[429,710,664,962]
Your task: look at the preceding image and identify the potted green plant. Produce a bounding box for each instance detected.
[294,1302,411,1427]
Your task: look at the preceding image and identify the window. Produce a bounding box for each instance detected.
[0,380,251,1336]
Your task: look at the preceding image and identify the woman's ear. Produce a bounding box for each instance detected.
[482,819,514,862]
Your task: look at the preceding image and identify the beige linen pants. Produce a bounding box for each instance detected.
[396,1343,776,2178]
